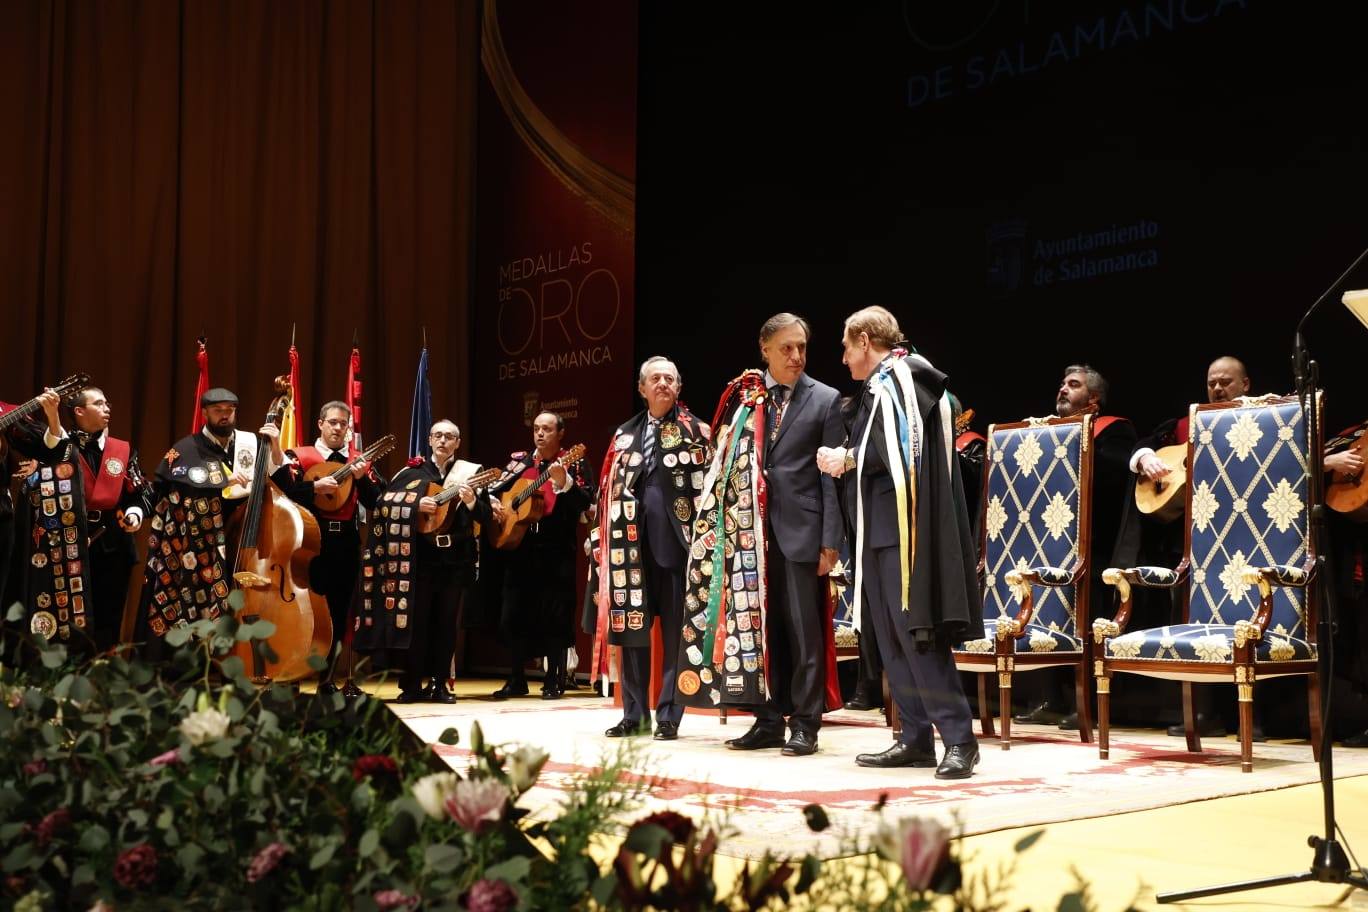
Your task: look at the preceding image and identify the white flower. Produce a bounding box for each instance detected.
[506,745,550,793]
[179,707,231,746]
[411,771,461,820]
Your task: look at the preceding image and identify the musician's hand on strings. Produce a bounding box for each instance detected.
[489,497,507,522]
[418,496,438,515]
[1326,450,1364,477]
[313,475,340,493]
[457,484,475,506]
[348,462,369,479]
[548,463,568,489]
[230,470,252,489]
[1138,453,1171,482]
[258,424,279,440]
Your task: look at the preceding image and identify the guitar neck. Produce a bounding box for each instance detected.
[435,470,499,505]
[0,398,41,432]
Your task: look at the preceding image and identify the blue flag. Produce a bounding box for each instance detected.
[408,346,432,460]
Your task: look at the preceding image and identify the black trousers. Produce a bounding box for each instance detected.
[620,555,684,725]
[89,547,135,651]
[863,545,975,749]
[310,524,361,671]
[753,547,826,736]
[401,562,465,693]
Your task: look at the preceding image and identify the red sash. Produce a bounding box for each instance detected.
[291,446,357,520]
[1174,415,1190,445]
[79,437,131,511]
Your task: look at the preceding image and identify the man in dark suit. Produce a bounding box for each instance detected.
[586,356,710,740]
[726,313,844,757]
[818,306,979,779]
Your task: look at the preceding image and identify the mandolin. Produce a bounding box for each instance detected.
[417,466,503,535]
[303,434,397,513]
[1133,443,1188,522]
[491,443,587,550]
[1326,430,1368,520]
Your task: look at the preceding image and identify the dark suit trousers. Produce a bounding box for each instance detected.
[863,545,974,749]
[89,547,134,651]
[754,547,825,736]
[621,543,685,725]
[311,525,362,660]
[401,562,464,693]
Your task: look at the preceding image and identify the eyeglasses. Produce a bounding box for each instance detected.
[429,431,459,441]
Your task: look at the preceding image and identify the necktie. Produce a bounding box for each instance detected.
[769,385,789,442]
[643,418,659,473]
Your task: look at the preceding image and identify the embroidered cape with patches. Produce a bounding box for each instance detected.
[351,465,426,652]
[674,370,774,709]
[22,449,95,642]
[585,404,710,687]
[139,490,232,638]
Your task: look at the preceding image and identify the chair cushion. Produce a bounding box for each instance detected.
[956,621,1082,655]
[1132,565,1182,586]
[1028,565,1073,586]
[1103,623,1315,664]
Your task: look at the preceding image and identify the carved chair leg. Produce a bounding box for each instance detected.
[719,706,727,725]
[1097,669,1112,760]
[998,669,1012,751]
[1308,672,1324,762]
[1238,677,1255,773]
[1182,682,1202,754]
[977,672,995,738]
[1074,661,1094,745]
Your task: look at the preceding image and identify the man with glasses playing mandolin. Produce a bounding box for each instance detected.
[270,401,385,697]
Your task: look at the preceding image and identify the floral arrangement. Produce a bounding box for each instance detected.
[0,600,1119,911]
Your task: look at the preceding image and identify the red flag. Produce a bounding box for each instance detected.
[284,342,304,448]
[346,343,363,457]
[190,337,210,433]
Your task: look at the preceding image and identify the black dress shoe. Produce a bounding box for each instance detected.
[428,683,457,705]
[341,680,364,699]
[844,695,883,711]
[1057,712,1080,731]
[653,721,679,741]
[316,681,339,697]
[782,731,818,756]
[1343,729,1368,748]
[605,717,648,738]
[855,742,938,768]
[491,681,529,700]
[935,742,980,780]
[725,725,785,751]
[393,689,424,705]
[1167,714,1226,738]
[1012,702,1064,724]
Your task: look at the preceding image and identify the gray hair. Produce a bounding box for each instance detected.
[637,355,681,386]
[1063,364,1108,411]
[431,418,461,438]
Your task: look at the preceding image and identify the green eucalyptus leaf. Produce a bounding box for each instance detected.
[306,653,327,672]
[424,843,463,874]
[227,589,246,611]
[358,829,380,857]
[438,727,460,746]
[484,856,531,883]
[1057,894,1087,912]
[1015,829,1045,853]
[40,646,67,669]
[78,825,110,853]
[164,626,193,647]
[310,840,338,870]
[624,823,671,858]
[590,873,619,907]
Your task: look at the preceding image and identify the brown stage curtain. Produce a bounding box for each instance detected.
[0,0,478,470]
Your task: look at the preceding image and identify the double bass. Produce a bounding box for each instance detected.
[230,377,331,683]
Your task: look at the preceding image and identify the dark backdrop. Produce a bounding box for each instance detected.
[0,0,478,470]
[636,2,1368,434]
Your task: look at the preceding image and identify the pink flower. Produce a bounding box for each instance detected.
[245,842,290,883]
[35,808,71,847]
[373,889,419,910]
[629,810,695,845]
[148,749,181,768]
[466,878,517,912]
[21,760,46,777]
[113,843,158,890]
[352,754,398,782]
[877,817,952,892]
[443,779,509,834]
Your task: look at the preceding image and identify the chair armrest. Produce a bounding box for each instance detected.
[1235,557,1317,650]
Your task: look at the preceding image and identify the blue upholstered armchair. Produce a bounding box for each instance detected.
[1094,395,1321,772]
[953,413,1094,750]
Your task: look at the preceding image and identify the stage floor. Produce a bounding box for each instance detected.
[355,677,1368,909]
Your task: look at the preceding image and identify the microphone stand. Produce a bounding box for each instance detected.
[1158,246,1368,902]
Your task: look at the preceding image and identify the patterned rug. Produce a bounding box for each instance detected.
[394,696,1368,859]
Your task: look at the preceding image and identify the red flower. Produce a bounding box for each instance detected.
[113,843,158,890]
[352,754,399,782]
[21,760,46,777]
[630,810,695,845]
[245,842,290,883]
[373,889,420,910]
[466,878,517,912]
[35,808,71,847]
[406,456,424,468]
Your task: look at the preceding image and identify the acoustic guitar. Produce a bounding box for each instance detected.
[418,466,503,535]
[303,434,397,513]
[490,443,587,550]
[1133,443,1188,522]
[1326,431,1368,520]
